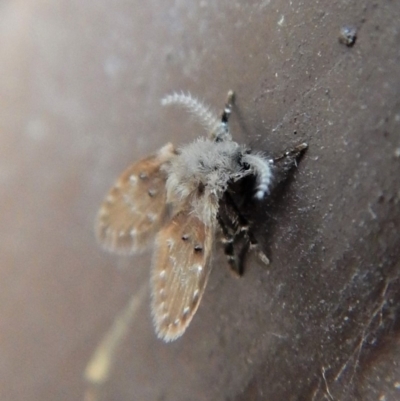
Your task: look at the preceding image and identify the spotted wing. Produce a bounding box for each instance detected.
[151,211,214,342]
[96,143,176,254]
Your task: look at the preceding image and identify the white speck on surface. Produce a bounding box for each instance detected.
[258,0,271,9]
[368,204,377,220]
[277,15,285,26]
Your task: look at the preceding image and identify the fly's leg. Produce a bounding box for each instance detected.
[220,90,235,125]
[218,192,269,276]
[217,214,242,276]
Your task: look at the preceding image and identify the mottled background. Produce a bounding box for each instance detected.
[1,1,399,400]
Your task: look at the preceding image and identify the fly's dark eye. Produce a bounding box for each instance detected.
[242,162,250,170]
[197,182,205,195]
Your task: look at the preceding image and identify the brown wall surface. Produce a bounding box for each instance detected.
[0,1,399,400]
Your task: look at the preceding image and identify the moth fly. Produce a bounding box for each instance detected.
[96,91,307,342]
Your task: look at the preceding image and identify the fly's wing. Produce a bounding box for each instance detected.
[96,143,176,254]
[151,211,214,342]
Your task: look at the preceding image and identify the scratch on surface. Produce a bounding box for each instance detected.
[333,280,391,384]
[368,203,377,220]
[84,283,148,386]
[310,381,322,401]
[322,366,334,400]
[271,58,344,134]
[265,331,288,339]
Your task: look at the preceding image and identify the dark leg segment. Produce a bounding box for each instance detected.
[212,91,235,142]
[273,142,308,166]
[270,142,308,186]
[247,230,270,265]
[218,191,269,276]
[217,215,241,276]
[220,90,235,124]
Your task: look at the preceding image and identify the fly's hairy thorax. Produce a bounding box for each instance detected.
[164,138,246,224]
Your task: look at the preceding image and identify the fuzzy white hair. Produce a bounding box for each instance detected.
[161,93,272,225]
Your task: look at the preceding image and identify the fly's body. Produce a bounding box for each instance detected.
[96,91,307,341]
